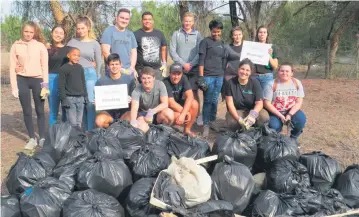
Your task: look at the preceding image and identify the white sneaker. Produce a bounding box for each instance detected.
[203,125,210,137]
[38,138,45,148]
[197,115,204,126]
[24,138,37,150]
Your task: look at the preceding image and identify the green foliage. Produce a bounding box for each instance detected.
[128,1,181,46]
[1,16,23,51]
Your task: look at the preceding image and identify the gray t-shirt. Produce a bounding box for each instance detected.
[263,78,305,113]
[131,80,168,112]
[67,38,102,73]
[100,26,137,69]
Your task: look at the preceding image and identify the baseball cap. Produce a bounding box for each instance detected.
[170,63,183,73]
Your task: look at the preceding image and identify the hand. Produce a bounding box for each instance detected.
[127,96,132,103]
[196,76,208,92]
[40,82,50,100]
[12,89,19,98]
[183,63,192,73]
[84,98,89,105]
[160,62,167,76]
[176,113,186,125]
[45,43,51,49]
[144,109,155,124]
[130,120,138,127]
[285,114,292,122]
[243,110,259,129]
[61,98,71,108]
[15,64,24,73]
[91,61,96,68]
[238,116,246,129]
[279,114,286,123]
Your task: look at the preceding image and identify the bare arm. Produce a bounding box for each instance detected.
[130,100,140,121]
[181,89,194,116]
[199,65,204,76]
[101,44,111,60]
[130,48,137,69]
[269,57,278,70]
[168,98,183,113]
[288,98,303,115]
[226,96,239,120]
[264,99,284,119]
[161,46,167,63]
[253,100,263,113]
[152,95,168,114]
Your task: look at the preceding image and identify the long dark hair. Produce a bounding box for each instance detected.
[255,25,270,43]
[48,25,66,56]
[238,58,255,74]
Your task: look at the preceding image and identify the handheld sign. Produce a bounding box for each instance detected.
[240,40,272,66]
[94,84,128,111]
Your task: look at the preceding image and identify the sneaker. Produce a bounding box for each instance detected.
[38,138,45,148]
[203,125,210,137]
[197,115,203,126]
[24,138,37,150]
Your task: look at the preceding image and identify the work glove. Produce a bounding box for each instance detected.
[12,89,19,99]
[40,82,50,100]
[61,98,71,108]
[130,120,139,127]
[144,109,155,124]
[196,76,208,92]
[160,62,167,77]
[238,116,247,129]
[243,110,259,130]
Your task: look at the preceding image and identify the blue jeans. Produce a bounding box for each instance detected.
[269,110,307,138]
[83,67,97,131]
[202,76,223,125]
[256,73,273,89]
[65,96,85,127]
[48,73,66,126]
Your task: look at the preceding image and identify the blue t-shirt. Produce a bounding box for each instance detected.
[100,26,138,69]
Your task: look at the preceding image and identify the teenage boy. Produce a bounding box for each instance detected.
[129,66,174,132]
[134,12,167,80]
[94,53,136,128]
[101,8,138,78]
[163,63,198,136]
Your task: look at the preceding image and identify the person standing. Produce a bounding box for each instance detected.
[58,48,88,128]
[134,12,167,80]
[198,20,241,137]
[254,26,279,88]
[10,21,49,149]
[101,8,138,78]
[67,16,102,131]
[47,25,70,126]
[225,26,244,81]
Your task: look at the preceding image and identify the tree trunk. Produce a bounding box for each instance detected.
[325,40,331,78]
[49,0,65,24]
[179,0,189,20]
[356,34,359,78]
[229,1,239,27]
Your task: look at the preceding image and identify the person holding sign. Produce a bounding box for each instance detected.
[58,47,88,128]
[254,26,279,88]
[130,67,173,132]
[224,59,269,130]
[163,63,199,136]
[94,53,136,128]
[263,63,306,140]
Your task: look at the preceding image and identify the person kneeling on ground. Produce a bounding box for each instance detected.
[263,62,306,140]
[163,63,199,136]
[94,53,136,128]
[225,58,269,130]
[129,66,174,132]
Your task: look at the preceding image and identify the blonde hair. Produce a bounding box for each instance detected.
[22,21,47,44]
[76,16,96,40]
[183,12,195,19]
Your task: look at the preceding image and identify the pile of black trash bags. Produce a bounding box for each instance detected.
[2,121,359,217]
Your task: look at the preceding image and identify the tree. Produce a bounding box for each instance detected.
[1,16,22,50]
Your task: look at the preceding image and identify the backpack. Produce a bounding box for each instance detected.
[272,78,299,92]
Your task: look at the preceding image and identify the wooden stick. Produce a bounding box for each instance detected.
[324,209,359,217]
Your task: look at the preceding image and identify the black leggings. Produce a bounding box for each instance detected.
[17,75,45,139]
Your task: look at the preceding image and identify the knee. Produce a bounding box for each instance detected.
[191,100,199,111]
[95,112,113,128]
[257,109,270,126]
[292,110,307,127]
[159,108,174,125]
[269,116,282,131]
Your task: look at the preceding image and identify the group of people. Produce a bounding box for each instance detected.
[9,9,306,150]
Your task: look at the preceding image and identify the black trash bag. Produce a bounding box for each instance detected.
[299,152,343,192]
[129,142,170,181]
[212,131,257,169]
[168,133,210,160]
[211,155,256,214]
[62,189,125,217]
[42,123,84,162]
[185,200,235,217]
[320,188,349,215]
[87,128,123,158]
[20,177,71,217]
[33,152,56,176]
[1,195,21,217]
[6,152,51,197]
[240,127,263,145]
[146,124,176,147]
[107,120,145,160]
[266,158,310,194]
[335,164,359,208]
[256,134,299,171]
[52,138,91,191]
[76,152,133,198]
[153,172,186,209]
[251,190,292,217]
[125,178,161,217]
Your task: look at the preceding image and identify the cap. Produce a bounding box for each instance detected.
[170,63,183,73]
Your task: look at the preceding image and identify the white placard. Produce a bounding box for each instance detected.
[94,84,128,111]
[240,40,272,66]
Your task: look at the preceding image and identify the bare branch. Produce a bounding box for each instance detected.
[206,3,229,15]
[293,2,316,17]
[327,2,350,39]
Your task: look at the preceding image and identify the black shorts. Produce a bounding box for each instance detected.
[185,65,199,91]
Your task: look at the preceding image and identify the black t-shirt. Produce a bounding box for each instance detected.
[255,45,279,74]
[163,75,191,105]
[224,76,263,110]
[225,44,243,76]
[48,46,71,73]
[199,37,226,77]
[134,29,167,70]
